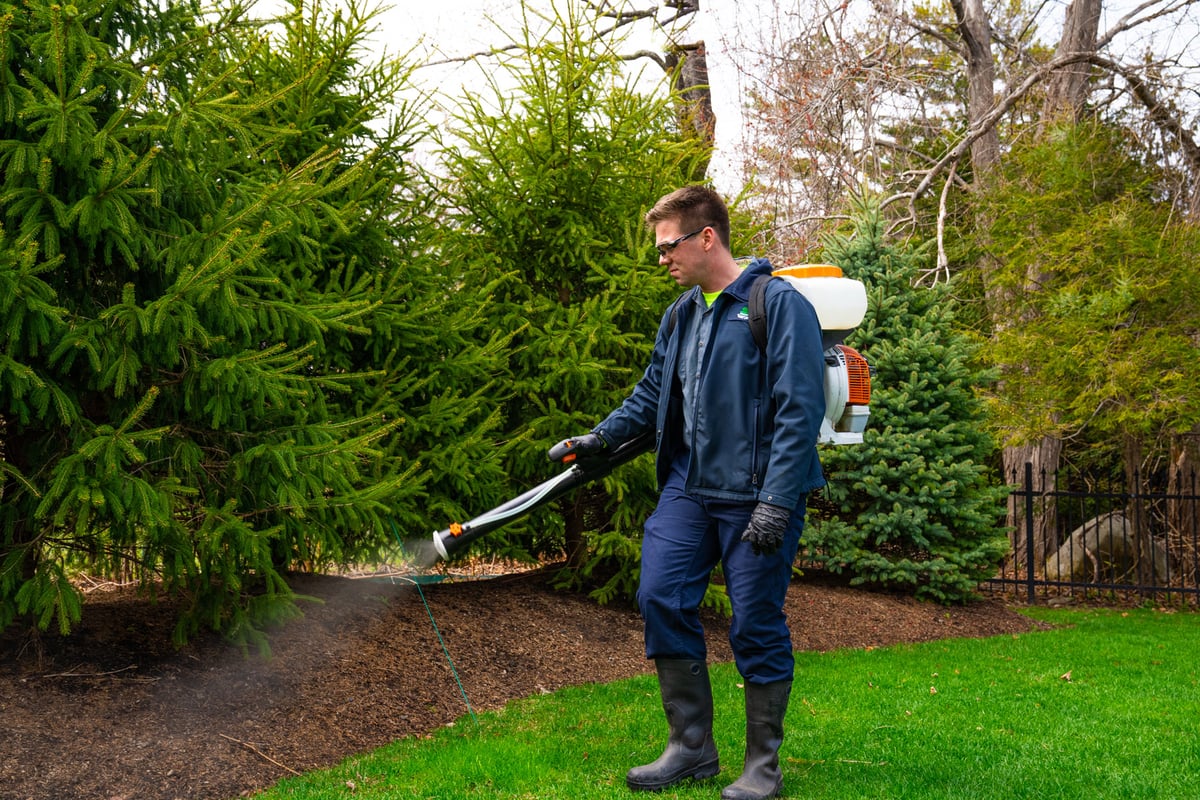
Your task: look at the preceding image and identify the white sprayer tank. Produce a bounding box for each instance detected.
[772,264,867,335]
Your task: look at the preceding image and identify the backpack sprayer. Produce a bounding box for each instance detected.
[430,265,871,561]
[773,265,872,446]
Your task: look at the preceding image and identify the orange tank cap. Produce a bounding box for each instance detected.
[773,264,844,279]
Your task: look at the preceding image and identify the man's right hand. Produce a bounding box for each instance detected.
[548,433,608,464]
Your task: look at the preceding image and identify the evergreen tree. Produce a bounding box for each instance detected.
[228,0,512,566]
[805,200,1010,602]
[436,0,709,601]
[977,122,1200,474]
[0,0,503,645]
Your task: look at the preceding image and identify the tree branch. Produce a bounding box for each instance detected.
[932,161,957,285]
[870,0,965,57]
[910,50,1098,202]
[905,47,1199,218]
[1095,0,1199,51]
[621,49,669,70]
[417,1,699,75]
[219,734,303,776]
[1091,54,1200,213]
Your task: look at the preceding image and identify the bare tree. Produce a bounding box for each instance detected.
[727,0,1198,239]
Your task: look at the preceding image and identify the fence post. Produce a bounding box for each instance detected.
[1025,461,1036,604]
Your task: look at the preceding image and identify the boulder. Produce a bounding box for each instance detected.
[1043,511,1170,583]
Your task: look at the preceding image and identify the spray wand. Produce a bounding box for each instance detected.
[430,431,655,561]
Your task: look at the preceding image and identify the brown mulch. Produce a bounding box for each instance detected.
[0,568,1045,800]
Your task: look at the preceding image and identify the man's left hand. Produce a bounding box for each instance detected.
[740,502,791,555]
[548,432,608,464]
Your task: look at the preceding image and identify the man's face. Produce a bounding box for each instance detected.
[654,220,710,288]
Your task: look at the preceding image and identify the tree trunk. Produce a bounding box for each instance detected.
[1000,0,1104,559]
[950,0,1008,319]
[1040,0,1102,126]
[665,39,716,180]
[951,0,1000,175]
[667,41,715,144]
[957,0,1105,561]
[1004,437,1062,572]
[1120,434,1154,590]
[1168,428,1200,584]
[952,0,1065,564]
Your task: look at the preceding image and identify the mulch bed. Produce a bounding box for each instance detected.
[0,569,1045,800]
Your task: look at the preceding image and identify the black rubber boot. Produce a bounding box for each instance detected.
[720,679,792,800]
[626,658,721,791]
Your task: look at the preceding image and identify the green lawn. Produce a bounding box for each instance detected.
[251,607,1200,799]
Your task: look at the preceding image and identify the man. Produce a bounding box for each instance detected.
[549,186,827,800]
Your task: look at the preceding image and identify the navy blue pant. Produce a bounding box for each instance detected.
[637,457,805,684]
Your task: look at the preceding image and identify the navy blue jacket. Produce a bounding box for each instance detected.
[595,258,826,511]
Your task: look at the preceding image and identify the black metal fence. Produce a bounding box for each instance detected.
[985,463,1200,606]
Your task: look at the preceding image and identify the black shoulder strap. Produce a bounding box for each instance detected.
[749,274,771,354]
[667,276,772,354]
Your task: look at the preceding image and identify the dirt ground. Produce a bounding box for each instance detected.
[0,567,1044,800]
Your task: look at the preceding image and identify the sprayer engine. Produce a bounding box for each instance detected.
[820,344,871,445]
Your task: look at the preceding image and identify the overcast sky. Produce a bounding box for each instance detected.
[348,0,768,192]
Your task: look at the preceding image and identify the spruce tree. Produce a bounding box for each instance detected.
[225,0,512,565]
[0,0,503,645]
[436,0,710,600]
[805,200,1010,602]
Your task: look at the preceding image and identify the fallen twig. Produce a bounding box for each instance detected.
[219,734,302,776]
[37,664,138,679]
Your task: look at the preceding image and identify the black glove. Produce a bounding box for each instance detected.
[740,502,791,555]
[548,432,608,464]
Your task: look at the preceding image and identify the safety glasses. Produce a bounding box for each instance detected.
[655,226,709,257]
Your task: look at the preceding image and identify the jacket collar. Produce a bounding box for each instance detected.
[677,257,772,311]
[721,257,773,303]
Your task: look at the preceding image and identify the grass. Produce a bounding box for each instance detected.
[251,607,1200,799]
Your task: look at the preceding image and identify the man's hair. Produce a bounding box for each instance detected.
[645,185,731,249]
